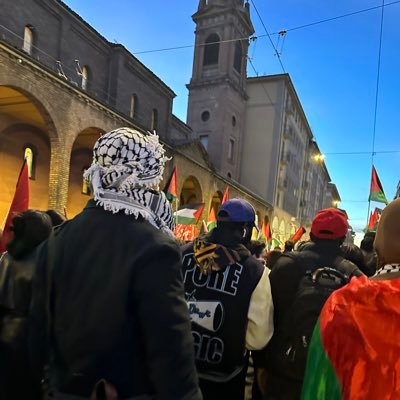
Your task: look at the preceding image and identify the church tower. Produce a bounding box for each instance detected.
[187,0,254,180]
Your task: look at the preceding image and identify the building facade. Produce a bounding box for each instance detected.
[0,0,341,245]
[0,0,273,230]
[187,1,341,244]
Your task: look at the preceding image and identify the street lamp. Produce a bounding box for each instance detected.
[313,153,325,162]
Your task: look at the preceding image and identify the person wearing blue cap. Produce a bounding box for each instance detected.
[181,198,274,400]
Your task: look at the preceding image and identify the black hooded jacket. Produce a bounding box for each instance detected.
[181,228,266,381]
[29,200,202,400]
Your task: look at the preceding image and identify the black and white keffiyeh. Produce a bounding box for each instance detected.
[375,264,400,276]
[84,127,174,236]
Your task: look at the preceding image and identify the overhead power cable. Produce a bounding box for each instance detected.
[250,0,285,72]
[129,1,400,55]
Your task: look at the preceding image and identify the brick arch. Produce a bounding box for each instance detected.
[180,175,203,206]
[66,127,105,217]
[0,123,51,221]
[0,84,58,139]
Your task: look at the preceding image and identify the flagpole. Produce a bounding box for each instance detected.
[366,200,371,228]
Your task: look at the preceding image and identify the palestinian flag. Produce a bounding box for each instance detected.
[368,166,388,205]
[163,166,177,202]
[206,207,217,232]
[290,226,306,243]
[0,160,30,253]
[174,203,204,225]
[302,276,400,399]
[257,222,272,243]
[222,186,229,204]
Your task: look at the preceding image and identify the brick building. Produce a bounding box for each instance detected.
[0,0,273,233]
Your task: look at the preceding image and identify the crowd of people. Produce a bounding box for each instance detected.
[0,127,399,400]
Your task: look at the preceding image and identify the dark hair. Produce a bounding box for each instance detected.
[46,209,67,227]
[310,233,345,245]
[341,244,367,273]
[249,240,266,258]
[284,240,294,252]
[266,250,282,270]
[7,210,52,259]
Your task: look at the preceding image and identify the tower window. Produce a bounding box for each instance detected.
[234,40,243,73]
[81,66,89,90]
[23,26,33,54]
[203,33,220,66]
[232,115,237,126]
[151,109,158,132]
[24,146,34,179]
[201,110,210,122]
[130,94,138,118]
[228,138,235,160]
[199,135,209,150]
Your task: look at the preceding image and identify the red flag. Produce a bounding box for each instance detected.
[0,160,30,253]
[163,166,178,202]
[221,186,229,204]
[291,226,306,243]
[258,222,272,243]
[367,208,381,230]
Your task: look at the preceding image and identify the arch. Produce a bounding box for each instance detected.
[81,65,89,90]
[255,211,262,230]
[203,33,220,66]
[0,123,51,222]
[151,108,158,132]
[67,127,104,217]
[0,85,57,138]
[286,222,292,240]
[23,25,34,54]
[180,175,203,206]
[272,216,279,234]
[210,190,223,215]
[279,220,286,243]
[233,40,243,73]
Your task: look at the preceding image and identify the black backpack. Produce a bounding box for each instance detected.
[274,257,351,381]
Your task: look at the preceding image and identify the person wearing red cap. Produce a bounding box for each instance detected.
[254,208,363,400]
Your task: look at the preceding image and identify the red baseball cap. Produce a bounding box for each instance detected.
[311,208,349,240]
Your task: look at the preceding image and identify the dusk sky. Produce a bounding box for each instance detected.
[64,0,400,234]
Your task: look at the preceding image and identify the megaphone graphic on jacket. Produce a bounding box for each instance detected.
[188,301,224,332]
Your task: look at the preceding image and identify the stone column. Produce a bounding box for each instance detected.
[48,135,72,213]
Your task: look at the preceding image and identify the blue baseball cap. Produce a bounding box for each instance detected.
[217,198,259,230]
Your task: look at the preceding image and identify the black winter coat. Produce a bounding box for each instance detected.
[29,200,202,400]
[0,251,41,400]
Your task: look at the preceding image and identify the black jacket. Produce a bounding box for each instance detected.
[29,200,202,400]
[181,229,265,381]
[254,241,363,371]
[0,251,40,400]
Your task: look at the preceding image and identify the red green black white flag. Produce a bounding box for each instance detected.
[368,165,388,205]
[163,166,177,202]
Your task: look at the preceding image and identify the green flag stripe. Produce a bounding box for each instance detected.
[368,191,388,205]
[301,321,342,400]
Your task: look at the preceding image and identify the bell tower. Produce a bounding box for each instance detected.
[187,0,254,180]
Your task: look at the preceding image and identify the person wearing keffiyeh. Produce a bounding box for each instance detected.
[29,128,202,400]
